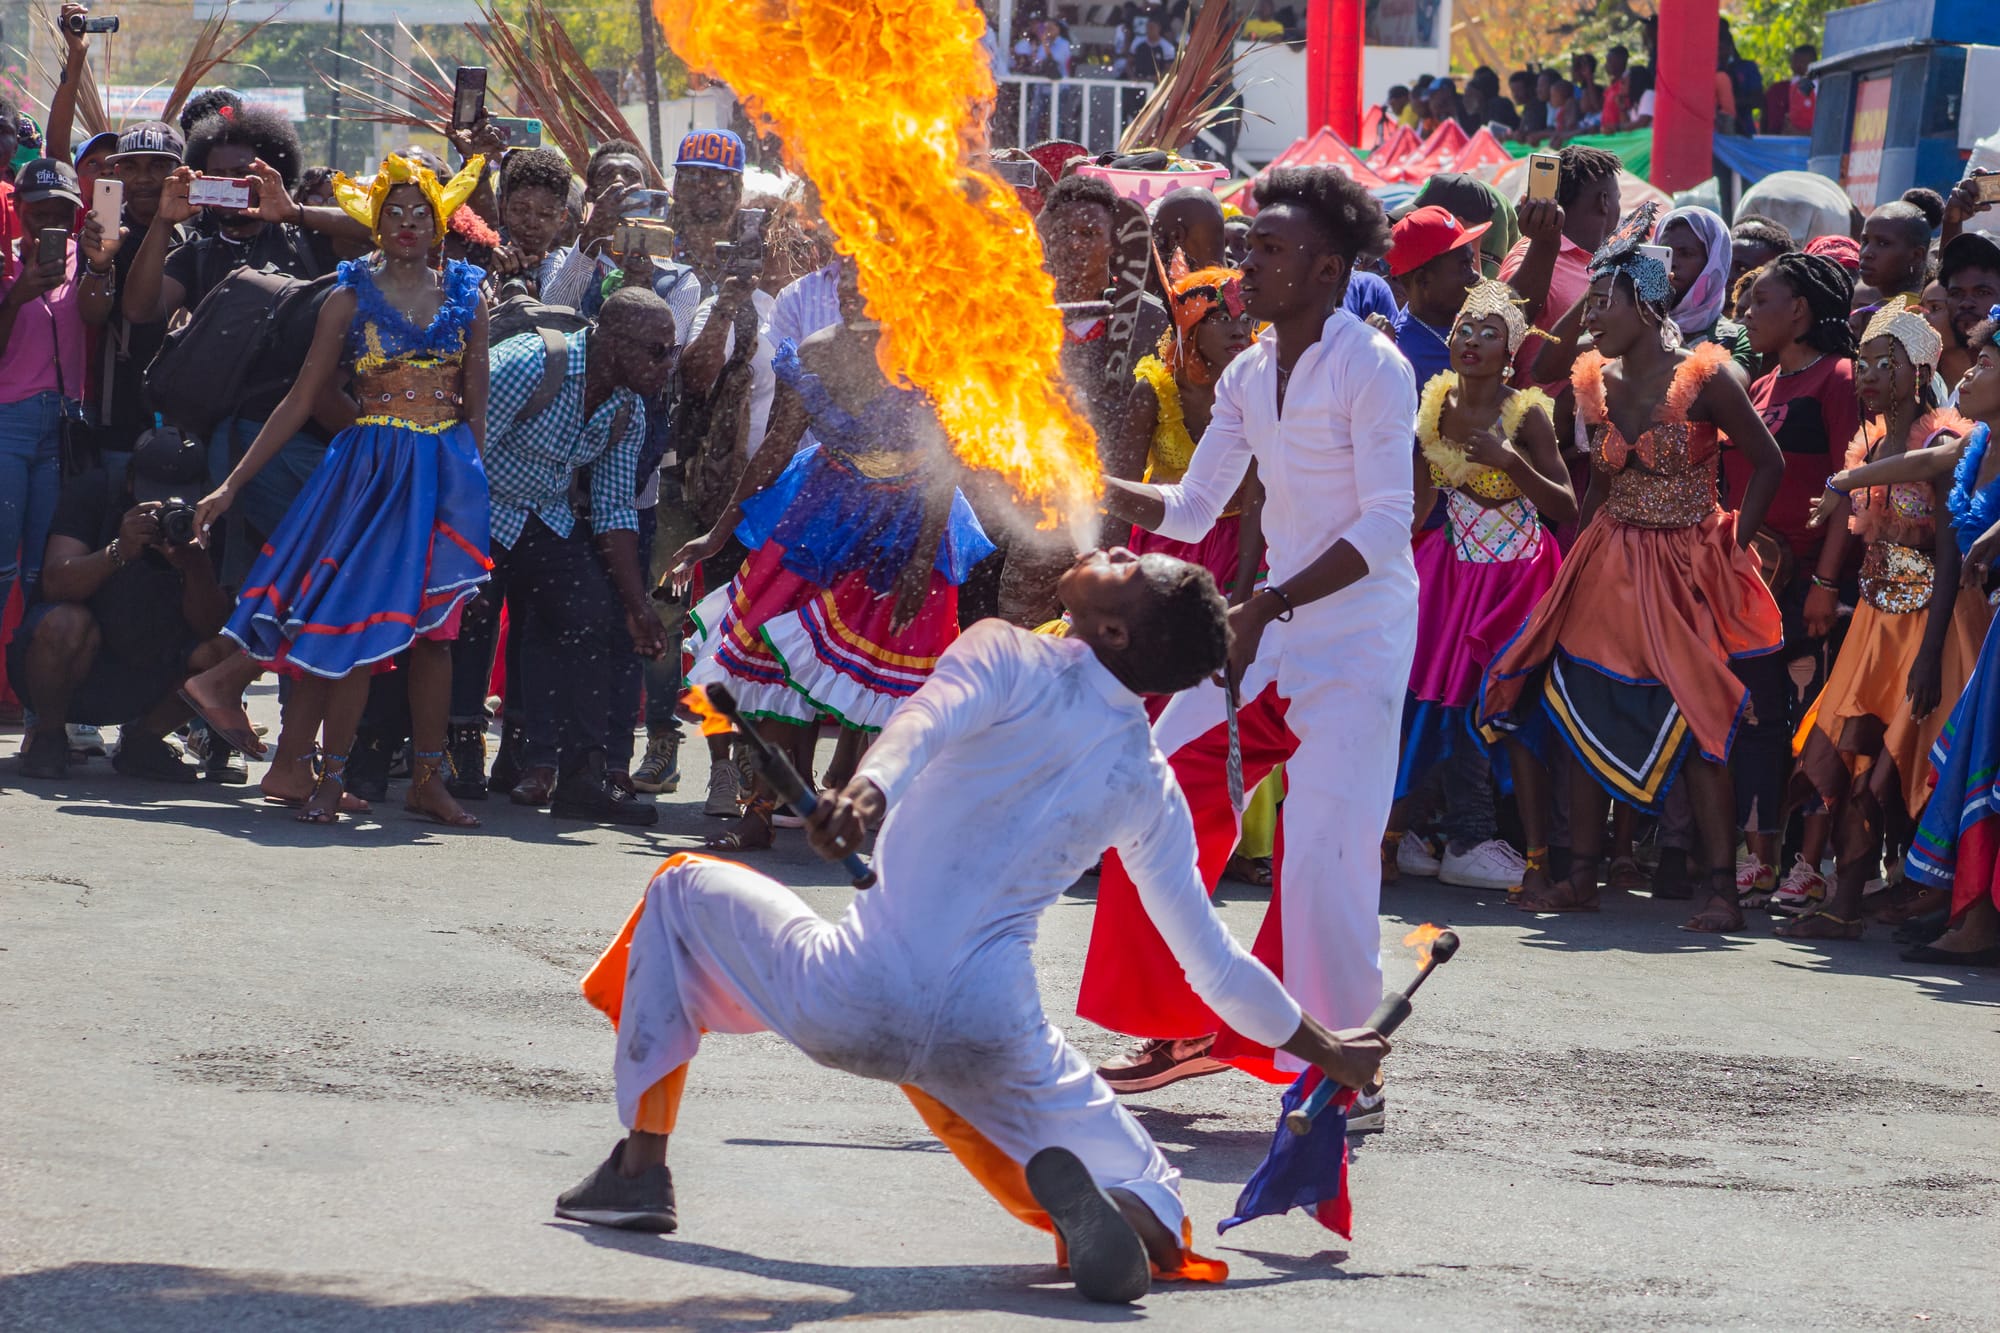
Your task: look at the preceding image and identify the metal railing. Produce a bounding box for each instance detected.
[990,74,1245,172]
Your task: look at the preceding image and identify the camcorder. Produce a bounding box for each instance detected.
[716,207,769,282]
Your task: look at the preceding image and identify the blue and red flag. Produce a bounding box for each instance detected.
[1218,1067,1352,1239]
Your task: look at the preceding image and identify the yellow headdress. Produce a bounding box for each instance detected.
[331,153,486,246]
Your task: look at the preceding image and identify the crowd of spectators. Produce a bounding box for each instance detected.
[1387,17,1819,149]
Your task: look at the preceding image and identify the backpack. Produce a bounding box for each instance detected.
[496,325,636,518]
[487,287,591,351]
[144,265,338,441]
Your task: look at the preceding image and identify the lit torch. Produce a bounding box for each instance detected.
[1283,924,1460,1137]
[654,0,1100,534]
[683,685,878,890]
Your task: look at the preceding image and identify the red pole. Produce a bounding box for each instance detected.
[1305,0,1364,141]
[1650,0,1718,193]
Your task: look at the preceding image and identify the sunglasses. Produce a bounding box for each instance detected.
[633,340,677,364]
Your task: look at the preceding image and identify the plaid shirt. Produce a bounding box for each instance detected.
[485,328,647,549]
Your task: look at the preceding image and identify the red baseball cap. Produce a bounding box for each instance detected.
[1387,204,1491,278]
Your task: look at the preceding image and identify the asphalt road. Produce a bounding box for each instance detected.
[4,699,1999,1331]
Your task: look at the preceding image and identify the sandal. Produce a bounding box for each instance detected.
[1606,855,1648,894]
[1680,869,1745,934]
[1774,909,1865,941]
[406,749,481,829]
[704,800,776,852]
[263,752,371,813]
[176,687,268,759]
[1516,855,1600,913]
[1871,885,1948,926]
[296,751,350,826]
[1509,846,1550,906]
[1223,855,1273,887]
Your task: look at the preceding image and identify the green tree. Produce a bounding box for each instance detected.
[1729,0,1843,81]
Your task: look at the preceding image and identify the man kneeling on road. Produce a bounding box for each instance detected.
[11,431,235,780]
[553,548,1391,1304]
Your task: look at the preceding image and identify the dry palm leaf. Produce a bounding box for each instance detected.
[22,9,111,136]
[162,0,281,128]
[470,0,661,183]
[318,22,515,136]
[1118,0,1259,156]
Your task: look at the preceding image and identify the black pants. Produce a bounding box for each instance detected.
[450,517,633,772]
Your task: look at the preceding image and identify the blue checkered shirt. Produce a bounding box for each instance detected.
[484,328,647,549]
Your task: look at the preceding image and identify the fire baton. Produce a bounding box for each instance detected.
[697,683,878,890]
[1283,928,1459,1136]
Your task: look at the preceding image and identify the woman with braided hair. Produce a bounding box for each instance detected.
[1723,251,1861,909]
[1780,302,1993,940]
[1478,206,1786,932]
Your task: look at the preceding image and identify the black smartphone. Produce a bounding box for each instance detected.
[720,207,768,281]
[37,226,69,267]
[452,66,488,134]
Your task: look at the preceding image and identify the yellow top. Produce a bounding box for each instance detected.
[1417,372,1552,502]
[1133,355,1196,484]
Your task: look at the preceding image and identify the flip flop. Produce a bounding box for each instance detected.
[177,688,268,759]
[1024,1147,1150,1305]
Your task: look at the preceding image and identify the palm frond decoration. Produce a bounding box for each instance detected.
[317,22,515,136]
[162,0,282,128]
[469,0,661,183]
[1117,0,1260,156]
[15,9,110,136]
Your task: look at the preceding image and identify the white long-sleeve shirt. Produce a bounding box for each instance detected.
[1156,307,1418,594]
[854,620,1302,1049]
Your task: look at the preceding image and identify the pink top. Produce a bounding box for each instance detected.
[0,244,85,404]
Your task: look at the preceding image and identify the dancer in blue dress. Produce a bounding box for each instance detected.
[193,153,492,826]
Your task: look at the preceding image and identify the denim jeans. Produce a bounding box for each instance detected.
[206,417,329,586]
[0,392,66,615]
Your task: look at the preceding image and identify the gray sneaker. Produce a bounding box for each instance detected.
[703,757,742,817]
[632,731,681,794]
[1024,1147,1150,1304]
[554,1141,677,1232]
[1347,1081,1386,1135]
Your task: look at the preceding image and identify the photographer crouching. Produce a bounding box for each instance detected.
[10,431,235,780]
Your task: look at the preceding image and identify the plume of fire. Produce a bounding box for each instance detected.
[1403,923,1446,970]
[680,686,736,738]
[653,0,1100,530]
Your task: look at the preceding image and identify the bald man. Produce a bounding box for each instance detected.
[1152,186,1228,270]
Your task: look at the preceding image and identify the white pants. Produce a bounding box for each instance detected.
[614,856,1188,1231]
[1151,594,1414,1051]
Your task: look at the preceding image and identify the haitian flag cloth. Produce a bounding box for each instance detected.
[1218,1068,1352,1238]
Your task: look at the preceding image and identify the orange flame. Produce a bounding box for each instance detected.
[654,0,1099,529]
[1403,923,1445,970]
[680,685,736,738]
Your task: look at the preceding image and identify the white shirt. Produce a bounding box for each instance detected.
[686,287,780,456]
[769,263,841,352]
[1156,307,1419,595]
[855,620,1302,1048]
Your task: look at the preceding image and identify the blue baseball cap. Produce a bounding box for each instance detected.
[73,130,119,167]
[674,128,745,174]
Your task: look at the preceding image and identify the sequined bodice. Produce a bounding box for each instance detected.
[1574,343,1729,530]
[339,258,482,431]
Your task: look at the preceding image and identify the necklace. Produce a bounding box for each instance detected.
[1777,352,1825,378]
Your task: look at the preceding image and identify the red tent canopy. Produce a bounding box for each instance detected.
[1267,125,1389,190]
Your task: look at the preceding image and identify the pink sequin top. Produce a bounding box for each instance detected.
[1573,342,1731,530]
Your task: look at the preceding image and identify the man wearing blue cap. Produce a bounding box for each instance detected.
[669,127,745,291]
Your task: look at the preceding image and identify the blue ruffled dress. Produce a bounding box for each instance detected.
[687,338,994,730]
[225,259,492,678]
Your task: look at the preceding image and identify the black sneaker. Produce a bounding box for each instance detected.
[345,732,395,803]
[487,724,526,795]
[554,1140,678,1232]
[19,731,68,779]
[551,754,659,827]
[1347,1081,1386,1136]
[1024,1147,1149,1304]
[112,732,201,783]
[1097,1036,1227,1095]
[184,726,250,784]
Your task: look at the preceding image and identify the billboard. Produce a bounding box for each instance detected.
[1843,73,1891,210]
[105,85,307,122]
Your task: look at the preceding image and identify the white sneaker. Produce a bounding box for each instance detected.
[67,723,107,757]
[1396,833,1443,878]
[1768,857,1828,915]
[1439,839,1525,889]
[1736,855,1776,908]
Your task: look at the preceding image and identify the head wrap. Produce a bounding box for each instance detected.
[1804,233,1861,274]
[1153,247,1246,385]
[332,153,485,245]
[1861,296,1943,372]
[1455,279,1533,355]
[1590,200,1674,305]
[1658,205,1731,338]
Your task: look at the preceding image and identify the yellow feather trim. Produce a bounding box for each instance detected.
[1416,371,1552,502]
